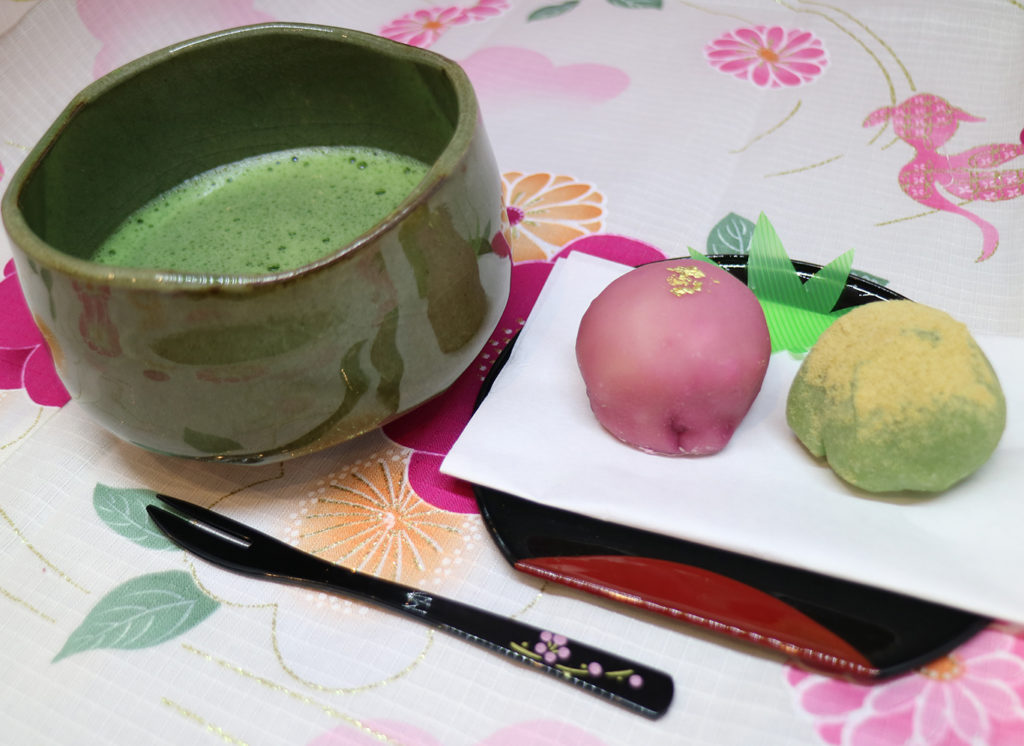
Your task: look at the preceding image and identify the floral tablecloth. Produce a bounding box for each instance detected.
[2,2,1023,745]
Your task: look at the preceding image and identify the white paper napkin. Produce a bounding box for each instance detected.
[442,252,1024,624]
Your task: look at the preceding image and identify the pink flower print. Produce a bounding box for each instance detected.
[0,261,70,407]
[77,0,276,79]
[382,234,666,513]
[383,260,553,512]
[460,47,630,106]
[380,2,509,47]
[705,26,829,88]
[787,624,1024,746]
[464,0,511,21]
[380,6,471,48]
[477,721,609,746]
[308,719,609,746]
[308,720,441,746]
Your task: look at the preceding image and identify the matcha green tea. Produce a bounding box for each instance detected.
[92,146,429,274]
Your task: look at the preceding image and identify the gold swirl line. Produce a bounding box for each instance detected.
[730,101,803,154]
[798,0,916,91]
[0,503,90,593]
[0,405,44,452]
[0,584,57,623]
[1004,0,1024,10]
[269,608,435,693]
[676,0,756,24]
[179,645,409,745]
[185,557,434,693]
[775,0,896,144]
[776,0,896,101]
[185,557,275,610]
[510,583,548,619]
[208,462,286,509]
[160,698,249,745]
[866,121,891,147]
[875,200,974,227]
[876,209,939,226]
[764,154,844,177]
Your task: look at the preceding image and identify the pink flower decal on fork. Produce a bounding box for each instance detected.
[512,630,646,690]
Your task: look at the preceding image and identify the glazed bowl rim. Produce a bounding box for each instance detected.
[0,22,479,293]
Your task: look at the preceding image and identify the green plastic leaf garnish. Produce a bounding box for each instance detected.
[53,570,218,661]
[93,484,174,550]
[745,213,854,354]
[686,247,719,265]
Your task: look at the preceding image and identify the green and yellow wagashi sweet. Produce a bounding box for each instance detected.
[786,300,1005,493]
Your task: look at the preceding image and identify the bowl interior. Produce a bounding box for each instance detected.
[16,25,462,263]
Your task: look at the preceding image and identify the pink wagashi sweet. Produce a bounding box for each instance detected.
[864,93,1024,261]
[576,259,770,456]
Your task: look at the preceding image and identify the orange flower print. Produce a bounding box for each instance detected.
[501,172,605,261]
[289,449,481,588]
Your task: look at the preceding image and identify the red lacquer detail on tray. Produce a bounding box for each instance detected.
[517,555,877,677]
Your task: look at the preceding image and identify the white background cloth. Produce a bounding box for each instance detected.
[3,2,1024,745]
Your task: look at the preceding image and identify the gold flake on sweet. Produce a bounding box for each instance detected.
[665,266,707,296]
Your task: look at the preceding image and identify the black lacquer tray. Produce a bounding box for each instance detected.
[471,255,989,679]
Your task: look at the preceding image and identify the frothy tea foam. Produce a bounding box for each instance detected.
[92,146,429,274]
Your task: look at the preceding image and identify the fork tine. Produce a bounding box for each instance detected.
[147,505,262,575]
[154,493,259,543]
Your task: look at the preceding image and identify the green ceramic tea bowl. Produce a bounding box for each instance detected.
[1,23,511,463]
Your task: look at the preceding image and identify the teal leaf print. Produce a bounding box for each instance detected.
[607,0,662,7]
[528,1,580,21]
[706,212,755,255]
[53,570,218,661]
[93,484,174,550]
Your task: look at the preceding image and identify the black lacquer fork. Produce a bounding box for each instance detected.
[147,494,674,718]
